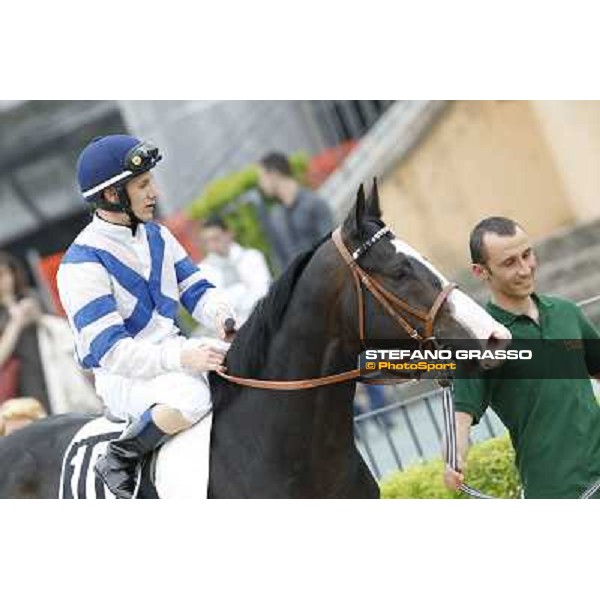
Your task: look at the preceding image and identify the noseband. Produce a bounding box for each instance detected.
[217,226,457,390]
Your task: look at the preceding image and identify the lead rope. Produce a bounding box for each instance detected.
[441,381,600,499]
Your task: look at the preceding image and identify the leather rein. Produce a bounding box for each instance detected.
[217,226,456,390]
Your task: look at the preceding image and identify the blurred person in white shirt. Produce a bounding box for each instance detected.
[198,216,271,326]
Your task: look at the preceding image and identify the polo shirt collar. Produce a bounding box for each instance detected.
[486,293,552,326]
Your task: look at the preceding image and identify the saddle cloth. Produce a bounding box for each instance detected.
[59,412,213,499]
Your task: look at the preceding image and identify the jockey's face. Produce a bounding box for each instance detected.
[200,225,233,257]
[125,171,159,222]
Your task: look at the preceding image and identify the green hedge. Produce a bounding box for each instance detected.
[381,435,521,499]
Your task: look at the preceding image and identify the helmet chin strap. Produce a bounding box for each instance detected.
[94,186,142,234]
[117,187,142,235]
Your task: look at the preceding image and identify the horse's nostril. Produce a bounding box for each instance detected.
[487,337,500,351]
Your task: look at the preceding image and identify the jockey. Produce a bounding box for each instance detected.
[57,135,235,499]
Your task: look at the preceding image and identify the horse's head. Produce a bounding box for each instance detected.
[338,181,511,367]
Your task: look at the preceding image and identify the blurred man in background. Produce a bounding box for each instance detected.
[446,216,600,498]
[198,216,271,325]
[257,151,333,270]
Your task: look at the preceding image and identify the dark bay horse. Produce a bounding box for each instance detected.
[0,183,510,498]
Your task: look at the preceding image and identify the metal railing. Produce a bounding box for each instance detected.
[353,293,600,480]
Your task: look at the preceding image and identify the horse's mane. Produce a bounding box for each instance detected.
[225,234,331,377]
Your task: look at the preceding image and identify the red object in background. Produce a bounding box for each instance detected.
[38,252,66,316]
[160,211,203,262]
[305,140,358,189]
[0,357,20,403]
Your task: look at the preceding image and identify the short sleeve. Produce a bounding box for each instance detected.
[453,373,491,425]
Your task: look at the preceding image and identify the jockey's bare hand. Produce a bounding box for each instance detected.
[443,462,465,491]
[181,344,227,374]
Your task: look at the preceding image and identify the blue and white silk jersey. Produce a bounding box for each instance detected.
[57,216,231,418]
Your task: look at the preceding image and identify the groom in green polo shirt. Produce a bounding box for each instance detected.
[445,216,600,498]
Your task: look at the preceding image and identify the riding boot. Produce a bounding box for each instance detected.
[94,409,169,499]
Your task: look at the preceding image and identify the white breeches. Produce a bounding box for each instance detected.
[93,337,230,424]
[96,370,212,423]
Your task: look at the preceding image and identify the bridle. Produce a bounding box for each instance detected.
[331,226,456,346]
[218,225,457,390]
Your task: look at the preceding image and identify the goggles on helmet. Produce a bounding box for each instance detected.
[124,142,162,174]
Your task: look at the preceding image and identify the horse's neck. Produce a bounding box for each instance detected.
[211,253,363,497]
[268,265,359,382]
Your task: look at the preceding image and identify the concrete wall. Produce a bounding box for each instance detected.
[378,100,600,275]
[531,101,600,222]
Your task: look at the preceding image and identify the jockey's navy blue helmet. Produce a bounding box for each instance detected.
[76,134,162,205]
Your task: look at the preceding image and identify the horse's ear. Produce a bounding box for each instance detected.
[343,183,366,235]
[367,178,382,218]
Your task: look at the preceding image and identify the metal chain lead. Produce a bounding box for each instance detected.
[441,384,494,499]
